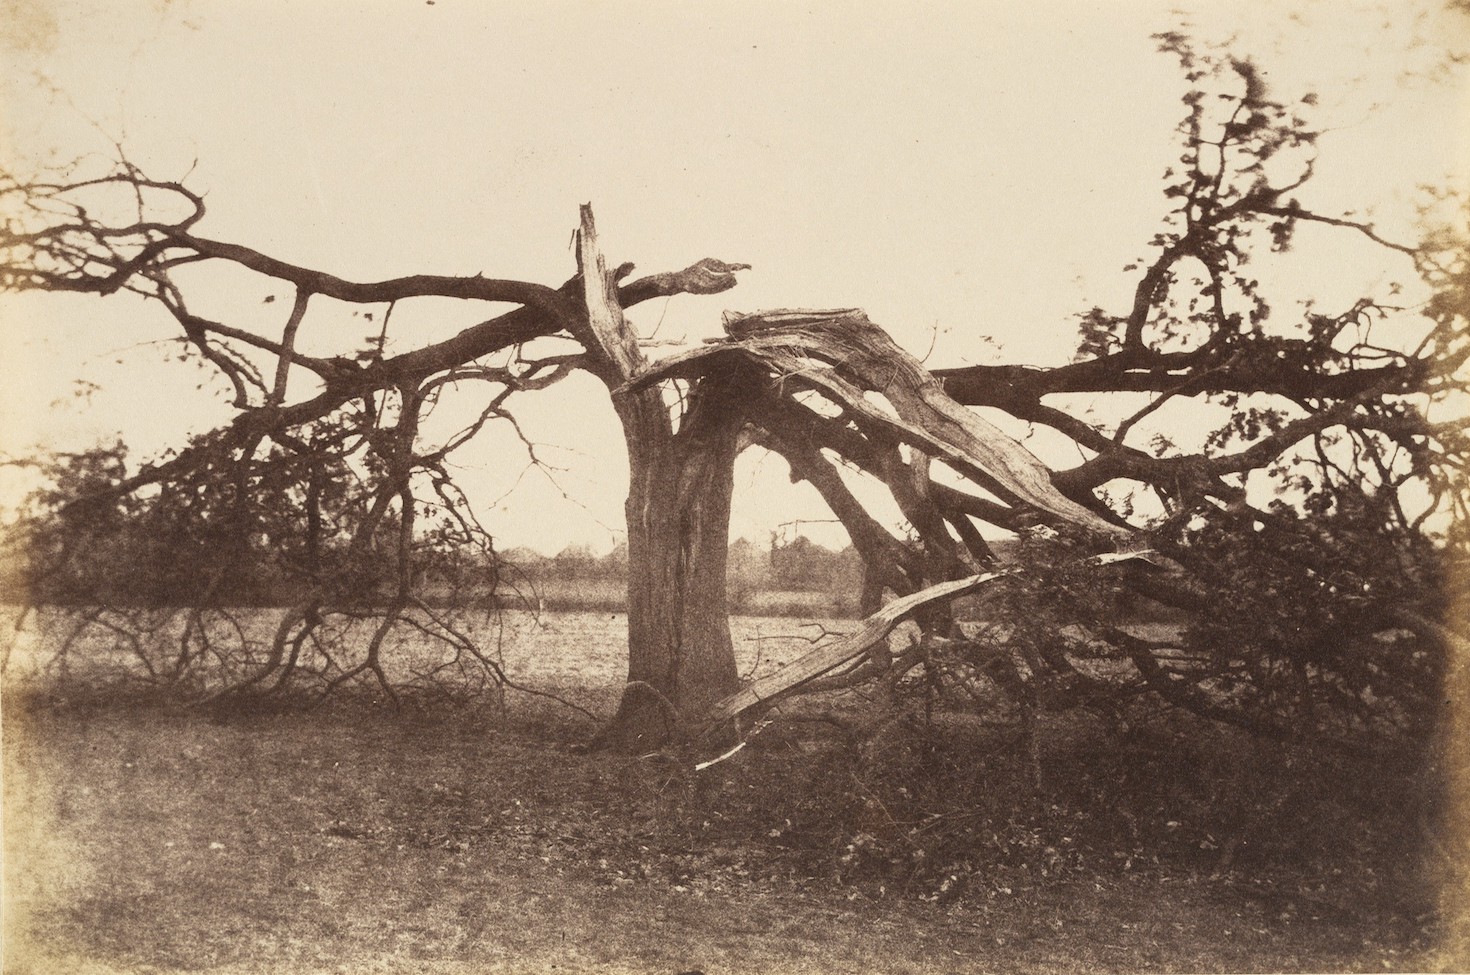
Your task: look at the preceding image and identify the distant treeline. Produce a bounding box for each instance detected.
[3,514,868,617]
[499,536,866,617]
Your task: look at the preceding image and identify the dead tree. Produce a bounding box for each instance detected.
[2,43,1464,751]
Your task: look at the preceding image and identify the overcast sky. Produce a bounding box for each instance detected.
[2,0,1465,553]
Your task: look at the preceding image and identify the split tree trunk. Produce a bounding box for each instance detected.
[571,240,1133,751]
[594,384,746,750]
[573,206,746,751]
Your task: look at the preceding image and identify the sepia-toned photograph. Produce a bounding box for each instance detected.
[2,1,1467,972]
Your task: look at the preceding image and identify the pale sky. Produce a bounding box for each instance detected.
[2,0,1465,553]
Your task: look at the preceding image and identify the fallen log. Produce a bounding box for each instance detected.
[692,571,1009,741]
[691,550,1158,745]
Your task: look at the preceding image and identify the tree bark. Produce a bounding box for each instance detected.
[592,384,746,750]
[572,206,747,751]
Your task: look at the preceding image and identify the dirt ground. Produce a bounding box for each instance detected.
[4,691,1460,975]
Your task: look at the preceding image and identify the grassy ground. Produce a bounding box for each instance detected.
[524,581,856,618]
[4,687,1460,975]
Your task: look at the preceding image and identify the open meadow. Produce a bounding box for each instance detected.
[0,608,838,697]
[3,608,1461,974]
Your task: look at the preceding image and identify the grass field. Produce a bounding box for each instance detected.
[517,580,857,618]
[3,610,1463,974]
[0,608,840,702]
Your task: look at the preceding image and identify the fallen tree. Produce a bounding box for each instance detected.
[2,39,1464,759]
